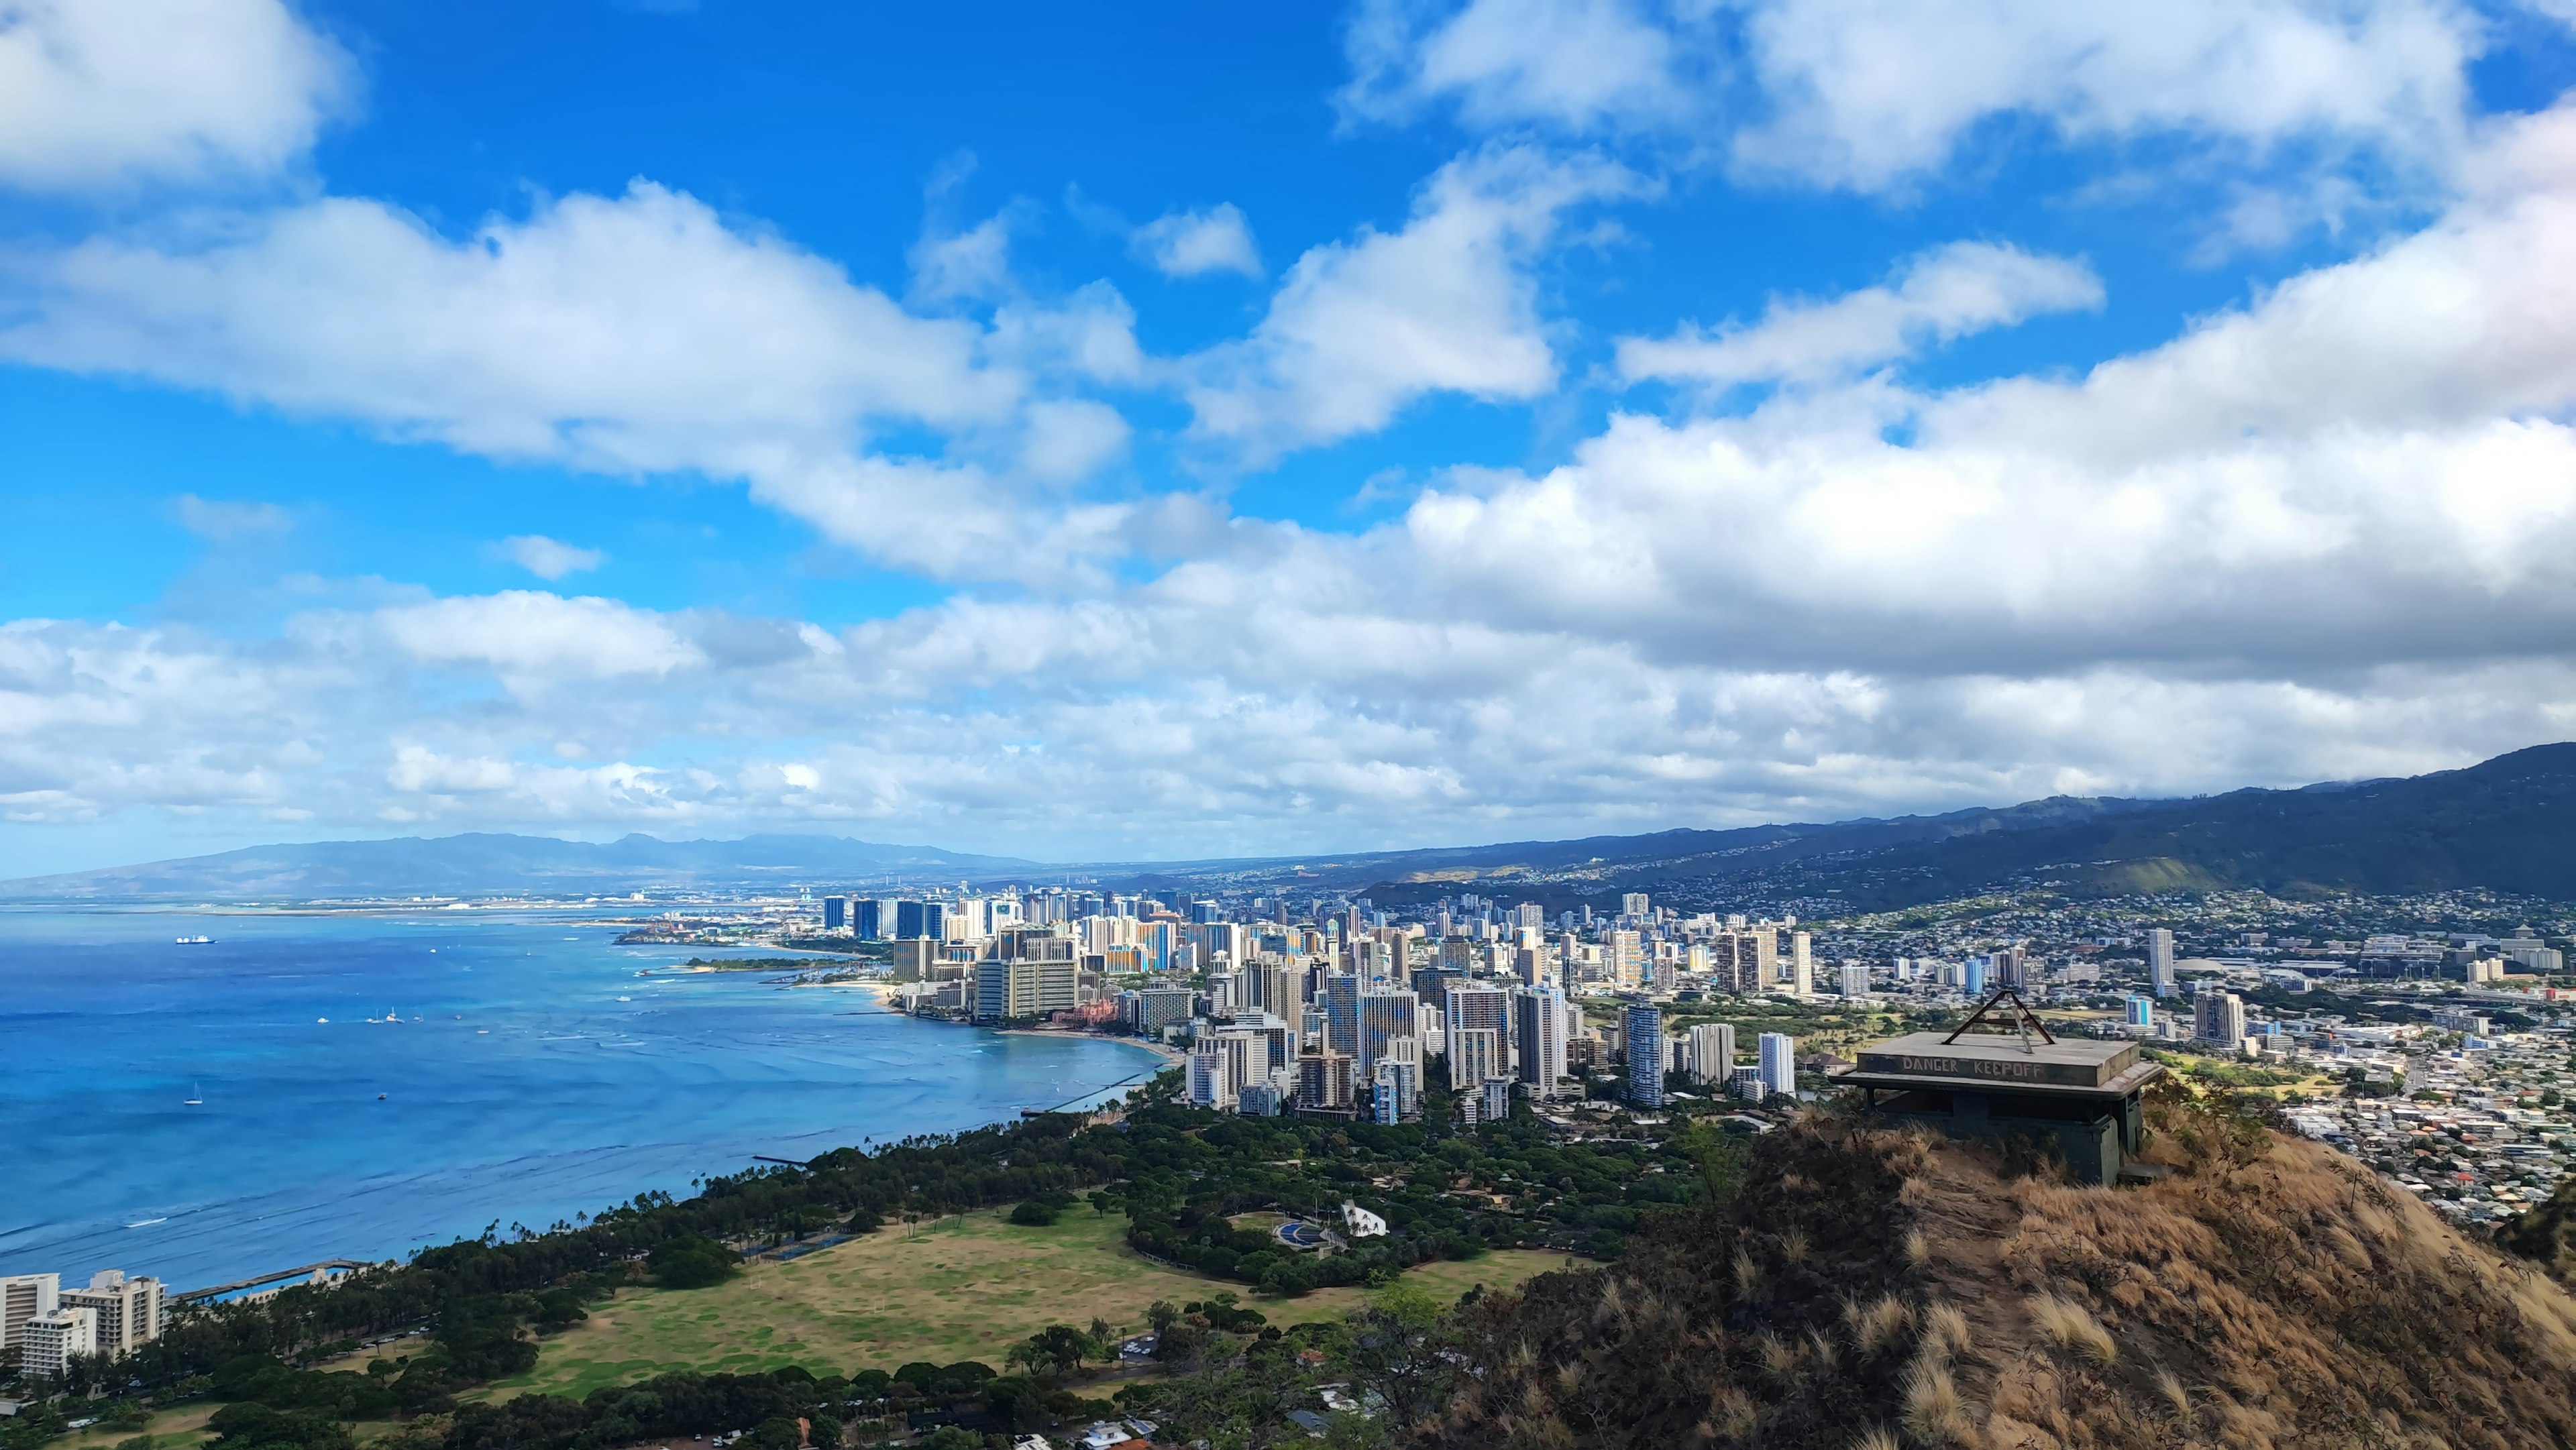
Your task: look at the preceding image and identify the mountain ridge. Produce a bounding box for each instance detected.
[5,743,2569,903]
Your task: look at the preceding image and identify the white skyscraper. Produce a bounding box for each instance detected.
[1687,1023,1736,1083]
[1450,1027,1503,1091]
[1790,932,1813,996]
[1446,985,1513,1071]
[2148,928,2176,999]
[1758,1031,1797,1099]
[1838,962,1872,998]
[22,1306,95,1380]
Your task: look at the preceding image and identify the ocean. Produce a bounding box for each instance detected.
[0,907,1161,1292]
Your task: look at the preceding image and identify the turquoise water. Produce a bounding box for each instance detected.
[0,908,1159,1292]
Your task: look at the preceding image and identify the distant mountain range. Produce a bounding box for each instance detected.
[7,744,2573,905]
[1328,742,2576,911]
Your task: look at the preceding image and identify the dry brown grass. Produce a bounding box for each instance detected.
[1920,1130,2576,1449]
[1413,1110,2576,1450]
[2024,1292,2116,1366]
[1844,1292,1914,1356]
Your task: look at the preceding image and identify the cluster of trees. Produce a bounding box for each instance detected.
[1116,1089,1705,1286]
[13,1068,1704,1450]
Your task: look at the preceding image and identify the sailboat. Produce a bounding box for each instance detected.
[184,1082,203,1106]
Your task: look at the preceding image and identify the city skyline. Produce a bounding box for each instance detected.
[9,1,2576,881]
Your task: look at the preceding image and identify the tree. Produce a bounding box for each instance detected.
[1006,1325,1099,1380]
[1147,1300,1180,1334]
[1340,1282,1456,1429]
[648,1236,739,1288]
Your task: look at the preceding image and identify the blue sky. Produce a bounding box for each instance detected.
[5,0,2576,877]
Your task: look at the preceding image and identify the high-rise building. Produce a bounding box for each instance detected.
[1621,892,1650,918]
[58,1271,162,1360]
[1240,963,1294,1018]
[1623,1004,1664,1107]
[2147,928,2176,999]
[1687,1023,1736,1083]
[1708,929,1776,994]
[1603,930,1641,990]
[1187,1046,1230,1109]
[1513,987,1568,1099]
[1297,1051,1354,1110]
[1325,974,1360,1058]
[1758,1031,1797,1099]
[895,899,946,941]
[2195,991,2247,1050]
[1789,932,1813,997]
[1446,984,1512,1068]
[1450,1027,1503,1091]
[1838,962,1872,997]
[822,896,847,931]
[1356,989,1419,1076]
[1129,987,1196,1037]
[856,898,893,940]
[1373,1058,1421,1123]
[1191,900,1222,924]
[21,1306,94,1380]
[1992,946,2029,989]
[1963,957,1988,997]
[2125,996,2155,1028]
[1,1273,58,1353]
[1514,902,1546,932]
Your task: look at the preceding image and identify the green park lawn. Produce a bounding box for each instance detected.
[479,1207,1570,1402]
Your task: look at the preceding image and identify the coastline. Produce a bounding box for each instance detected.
[0,910,1166,1291]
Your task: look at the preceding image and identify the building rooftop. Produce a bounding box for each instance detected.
[1839,1031,2157,1095]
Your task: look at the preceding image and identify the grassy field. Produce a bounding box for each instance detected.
[482,1209,1572,1402]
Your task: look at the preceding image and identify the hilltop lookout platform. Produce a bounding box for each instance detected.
[1833,999,2163,1185]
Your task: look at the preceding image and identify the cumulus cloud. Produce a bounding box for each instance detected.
[1182,146,1649,459]
[1617,241,2103,389]
[1131,204,1265,278]
[370,592,704,685]
[0,182,1153,576]
[494,535,605,580]
[1341,0,2478,197]
[8,104,2562,850]
[1340,0,1690,133]
[0,0,352,192]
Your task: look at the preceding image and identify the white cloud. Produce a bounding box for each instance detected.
[1617,241,2102,388]
[1339,0,1689,133]
[496,535,606,581]
[1728,0,2477,192]
[370,592,704,685]
[0,182,1150,577]
[0,0,353,193]
[1131,204,1264,278]
[1341,0,2480,199]
[1183,146,1649,459]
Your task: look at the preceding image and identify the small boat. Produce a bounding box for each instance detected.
[316,1017,329,1024]
[616,996,631,1003]
[175,936,211,945]
[377,1093,388,1101]
[184,1082,203,1106]
[476,1029,488,1034]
